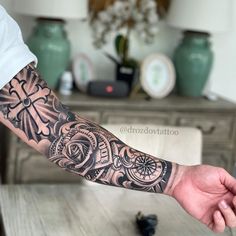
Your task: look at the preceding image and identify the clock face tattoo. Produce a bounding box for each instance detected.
[124,154,170,191]
[130,155,160,181]
[108,146,172,192]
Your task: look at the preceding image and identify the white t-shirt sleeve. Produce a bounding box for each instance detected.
[0,5,37,89]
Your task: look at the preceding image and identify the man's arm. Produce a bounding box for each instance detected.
[1,64,236,233]
[0,64,179,194]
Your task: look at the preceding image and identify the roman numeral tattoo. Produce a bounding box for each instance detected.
[0,64,173,193]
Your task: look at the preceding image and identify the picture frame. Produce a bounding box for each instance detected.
[140,54,176,99]
[72,53,95,92]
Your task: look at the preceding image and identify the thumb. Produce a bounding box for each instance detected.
[220,169,236,194]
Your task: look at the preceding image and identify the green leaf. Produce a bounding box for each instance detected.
[115,34,129,63]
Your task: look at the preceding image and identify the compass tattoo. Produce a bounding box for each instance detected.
[0,64,173,193]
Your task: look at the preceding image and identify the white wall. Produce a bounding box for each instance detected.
[1,0,236,103]
[208,0,236,103]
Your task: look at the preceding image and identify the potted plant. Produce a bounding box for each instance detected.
[90,0,161,92]
[105,34,138,90]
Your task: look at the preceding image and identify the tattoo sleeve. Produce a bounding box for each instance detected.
[0,64,175,193]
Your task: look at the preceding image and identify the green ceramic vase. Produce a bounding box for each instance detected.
[174,31,213,97]
[27,19,70,89]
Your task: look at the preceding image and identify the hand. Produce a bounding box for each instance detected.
[170,165,236,233]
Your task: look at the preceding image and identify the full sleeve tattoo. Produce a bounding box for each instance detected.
[0,64,176,193]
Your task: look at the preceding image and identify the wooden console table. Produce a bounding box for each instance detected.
[3,94,236,183]
[0,184,233,236]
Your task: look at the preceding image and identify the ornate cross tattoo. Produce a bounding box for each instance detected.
[8,78,51,136]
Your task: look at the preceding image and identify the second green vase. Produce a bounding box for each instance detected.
[174,31,213,97]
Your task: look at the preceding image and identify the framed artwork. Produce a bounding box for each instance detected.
[140,54,176,99]
[72,53,95,92]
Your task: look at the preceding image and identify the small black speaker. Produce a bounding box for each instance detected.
[87,81,129,97]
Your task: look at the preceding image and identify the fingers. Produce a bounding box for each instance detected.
[218,200,236,228]
[213,210,225,233]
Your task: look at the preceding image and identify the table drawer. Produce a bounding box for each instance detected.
[6,134,84,184]
[102,111,170,125]
[7,146,84,184]
[176,113,234,145]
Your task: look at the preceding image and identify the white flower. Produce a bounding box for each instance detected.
[98,11,112,23]
[146,0,157,10]
[147,12,159,24]
[140,0,157,13]
[128,0,137,6]
[110,19,122,31]
[120,2,132,19]
[135,22,146,32]
[107,6,115,16]
[132,11,144,22]
[113,1,125,14]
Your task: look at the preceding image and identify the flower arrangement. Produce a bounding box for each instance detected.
[91,0,160,48]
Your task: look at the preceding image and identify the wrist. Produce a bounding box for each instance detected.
[164,163,188,197]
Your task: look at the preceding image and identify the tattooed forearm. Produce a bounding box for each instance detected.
[0,64,173,193]
[48,118,173,192]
